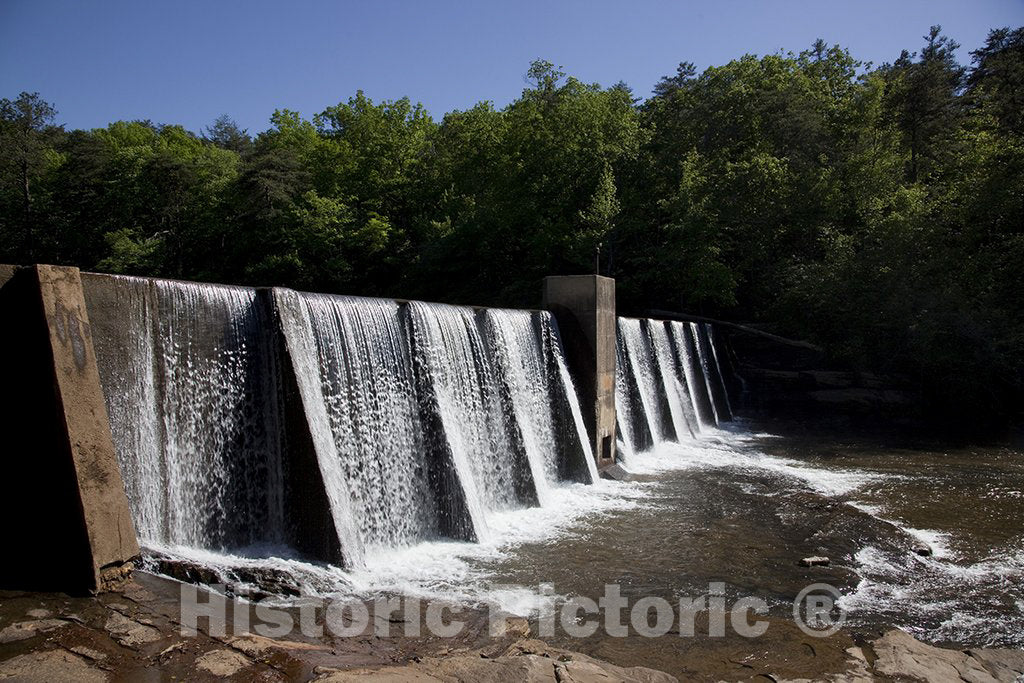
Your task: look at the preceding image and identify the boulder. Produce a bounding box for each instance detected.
[871,629,1012,682]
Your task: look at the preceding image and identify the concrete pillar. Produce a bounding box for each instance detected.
[542,275,617,469]
[0,265,139,593]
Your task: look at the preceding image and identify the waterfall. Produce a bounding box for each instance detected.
[408,302,536,536]
[690,322,722,425]
[703,323,734,421]
[667,321,715,429]
[616,318,665,448]
[545,320,599,485]
[648,321,698,440]
[89,276,285,552]
[88,274,595,569]
[614,316,734,455]
[484,309,591,505]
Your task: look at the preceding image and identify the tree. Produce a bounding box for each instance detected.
[967,27,1024,135]
[0,92,61,260]
[881,26,966,182]
[204,114,253,155]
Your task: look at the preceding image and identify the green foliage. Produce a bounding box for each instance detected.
[2,29,1022,433]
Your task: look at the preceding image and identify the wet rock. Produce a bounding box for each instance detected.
[830,645,874,683]
[157,641,187,659]
[799,556,830,567]
[26,608,51,619]
[312,647,678,683]
[195,648,252,677]
[228,633,328,656]
[147,551,310,599]
[871,629,1008,682]
[503,617,531,639]
[103,611,161,648]
[68,645,108,662]
[0,618,68,643]
[0,649,107,682]
[912,544,933,557]
[600,463,633,481]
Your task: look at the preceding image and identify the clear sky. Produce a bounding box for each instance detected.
[2,0,1022,135]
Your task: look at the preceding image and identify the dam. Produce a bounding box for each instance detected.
[0,265,733,590]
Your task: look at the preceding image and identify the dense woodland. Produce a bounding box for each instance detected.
[1,27,1022,434]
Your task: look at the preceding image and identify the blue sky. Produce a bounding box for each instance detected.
[2,0,1022,135]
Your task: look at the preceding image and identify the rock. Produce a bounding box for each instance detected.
[966,648,1024,682]
[912,544,933,557]
[228,633,328,656]
[26,608,51,619]
[148,550,325,599]
[156,641,187,661]
[799,556,830,567]
[599,463,633,481]
[313,665,443,681]
[68,645,108,662]
[0,618,69,643]
[103,611,161,648]
[311,638,677,683]
[491,617,531,639]
[195,648,252,677]
[0,649,107,682]
[871,629,1006,682]
[829,645,874,683]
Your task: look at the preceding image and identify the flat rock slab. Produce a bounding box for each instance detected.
[0,618,69,643]
[313,638,677,683]
[871,629,1024,682]
[103,611,161,648]
[195,648,253,677]
[0,649,107,682]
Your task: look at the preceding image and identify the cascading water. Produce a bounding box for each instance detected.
[299,293,446,554]
[703,323,734,421]
[615,317,734,457]
[668,321,715,429]
[88,274,596,570]
[88,275,285,552]
[484,310,566,505]
[690,321,722,425]
[648,321,698,440]
[616,318,666,449]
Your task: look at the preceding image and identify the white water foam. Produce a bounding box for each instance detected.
[622,434,878,498]
[838,543,1024,646]
[145,477,650,614]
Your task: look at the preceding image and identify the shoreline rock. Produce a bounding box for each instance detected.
[2,573,1022,682]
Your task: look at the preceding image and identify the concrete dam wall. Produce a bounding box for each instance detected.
[0,265,734,592]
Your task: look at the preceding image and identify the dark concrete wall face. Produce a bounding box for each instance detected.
[542,275,617,468]
[0,264,17,287]
[0,265,139,593]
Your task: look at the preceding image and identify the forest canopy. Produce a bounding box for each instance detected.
[2,26,1022,432]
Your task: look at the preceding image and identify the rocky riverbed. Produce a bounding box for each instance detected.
[2,572,1023,682]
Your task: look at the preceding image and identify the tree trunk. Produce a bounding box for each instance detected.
[21,158,33,261]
